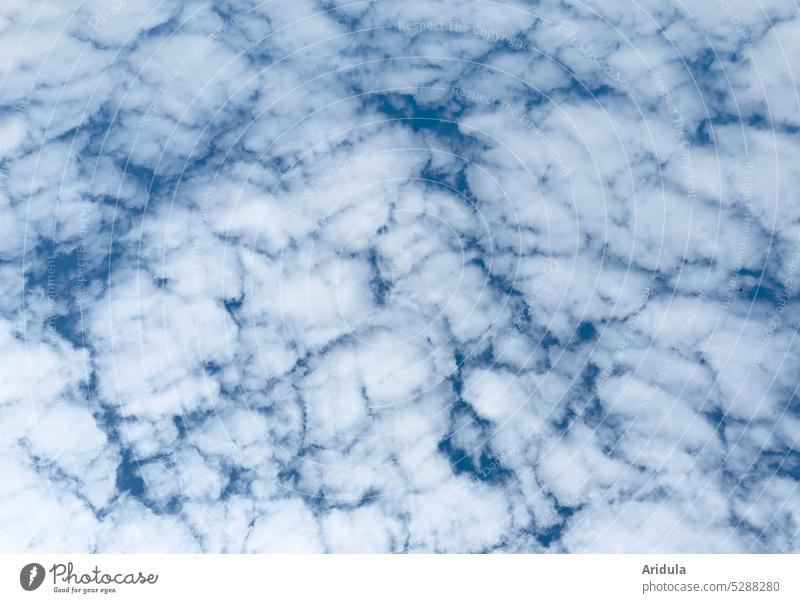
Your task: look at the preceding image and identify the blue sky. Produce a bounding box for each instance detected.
[1,0,799,552]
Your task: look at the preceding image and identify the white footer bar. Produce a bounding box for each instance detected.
[2,554,797,602]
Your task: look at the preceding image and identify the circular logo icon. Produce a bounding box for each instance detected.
[20,563,45,591]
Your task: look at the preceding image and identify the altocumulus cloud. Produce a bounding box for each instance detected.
[0,0,799,553]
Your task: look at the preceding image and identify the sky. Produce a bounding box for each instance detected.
[1,0,799,553]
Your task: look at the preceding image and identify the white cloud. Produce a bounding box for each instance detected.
[2,0,798,553]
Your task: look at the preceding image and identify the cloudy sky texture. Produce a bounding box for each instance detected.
[1,0,799,552]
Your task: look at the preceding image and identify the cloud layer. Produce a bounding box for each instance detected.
[1,0,799,552]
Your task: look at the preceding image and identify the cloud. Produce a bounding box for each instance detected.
[1,0,798,553]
